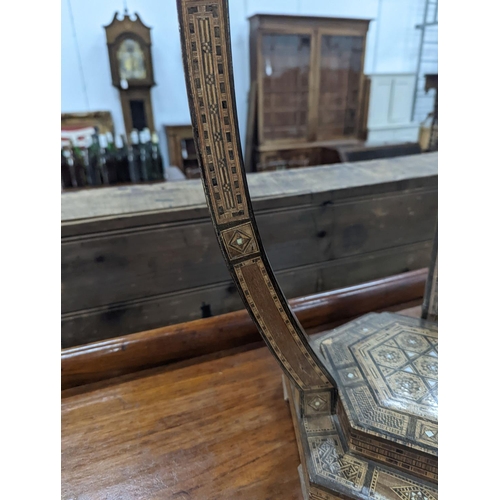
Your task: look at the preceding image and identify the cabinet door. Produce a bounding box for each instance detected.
[259,34,311,143]
[317,34,364,140]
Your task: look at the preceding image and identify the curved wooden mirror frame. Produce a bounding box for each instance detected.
[177,0,337,396]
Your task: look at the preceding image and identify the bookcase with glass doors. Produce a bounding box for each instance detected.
[246,15,371,172]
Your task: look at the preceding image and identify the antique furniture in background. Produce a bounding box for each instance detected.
[164,124,200,178]
[247,14,371,171]
[422,221,438,323]
[61,111,115,136]
[177,1,437,498]
[424,74,438,152]
[104,11,156,135]
[418,74,438,152]
[61,153,437,348]
[336,142,421,163]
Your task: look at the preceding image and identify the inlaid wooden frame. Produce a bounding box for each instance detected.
[177,0,336,396]
[177,4,438,498]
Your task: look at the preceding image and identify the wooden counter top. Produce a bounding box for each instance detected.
[62,345,302,500]
[62,305,421,499]
[61,152,437,227]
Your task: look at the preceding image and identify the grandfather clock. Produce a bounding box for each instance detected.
[104,11,156,135]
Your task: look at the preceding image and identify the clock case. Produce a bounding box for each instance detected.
[104,11,156,135]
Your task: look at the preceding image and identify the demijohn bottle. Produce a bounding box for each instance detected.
[81,137,93,186]
[98,134,110,185]
[145,128,156,181]
[139,129,151,181]
[88,131,102,186]
[61,146,75,189]
[105,132,118,184]
[151,131,165,181]
[72,141,87,187]
[115,134,131,183]
[129,129,141,183]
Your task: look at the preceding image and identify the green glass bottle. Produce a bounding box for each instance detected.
[129,130,141,183]
[61,146,75,189]
[98,134,110,185]
[88,131,102,186]
[105,132,119,184]
[151,131,164,181]
[115,134,131,183]
[72,142,87,187]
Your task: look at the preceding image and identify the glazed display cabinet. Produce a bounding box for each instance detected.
[248,14,371,172]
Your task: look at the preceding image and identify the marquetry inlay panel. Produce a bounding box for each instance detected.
[179,0,248,225]
[178,0,336,393]
[287,379,438,500]
[180,3,439,498]
[317,313,438,455]
[234,257,331,390]
[220,222,258,260]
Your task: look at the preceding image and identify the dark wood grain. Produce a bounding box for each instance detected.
[336,142,422,163]
[62,240,432,348]
[61,199,435,312]
[62,269,427,390]
[61,154,437,347]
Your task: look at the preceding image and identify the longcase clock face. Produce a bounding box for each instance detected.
[117,39,147,80]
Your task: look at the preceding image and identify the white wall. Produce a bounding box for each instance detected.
[61,0,436,162]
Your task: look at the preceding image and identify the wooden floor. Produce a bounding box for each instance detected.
[62,307,421,500]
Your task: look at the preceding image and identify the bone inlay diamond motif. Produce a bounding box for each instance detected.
[229,230,251,253]
[308,396,327,412]
[318,313,438,451]
[220,222,258,260]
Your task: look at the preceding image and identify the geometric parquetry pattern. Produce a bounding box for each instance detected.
[220,221,258,260]
[415,420,438,447]
[319,313,438,453]
[295,386,439,499]
[393,486,435,500]
[353,327,438,417]
[391,487,436,500]
[369,467,438,500]
[181,1,249,225]
[347,386,409,435]
[309,436,367,490]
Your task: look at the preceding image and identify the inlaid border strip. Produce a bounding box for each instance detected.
[177,0,335,391]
